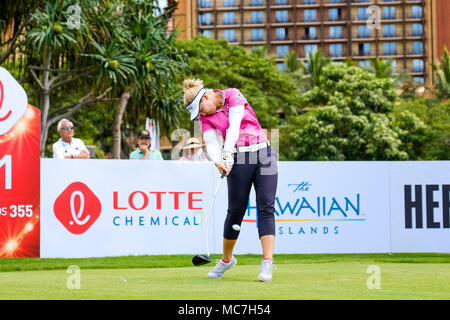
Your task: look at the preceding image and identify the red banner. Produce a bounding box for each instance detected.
[0,68,40,257]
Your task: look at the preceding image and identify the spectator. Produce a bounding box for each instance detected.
[104,152,113,159]
[129,129,164,160]
[180,138,208,161]
[53,119,90,159]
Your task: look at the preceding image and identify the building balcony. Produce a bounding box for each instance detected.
[405,50,425,57]
[380,35,403,41]
[198,22,215,29]
[296,1,320,9]
[323,1,347,8]
[323,18,347,25]
[269,0,295,8]
[352,35,376,41]
[324,37,348,43]
[350,0,376,6]
[379,53,403,59]
[215,0,240,10]
[215,21,240,28]
[243,0,265,9]
[352,51,376,58]
[405,32,424,39]
[271,20,295,26]
[296,20,321,26]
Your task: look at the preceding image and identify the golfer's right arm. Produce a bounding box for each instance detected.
[203,130,227,174]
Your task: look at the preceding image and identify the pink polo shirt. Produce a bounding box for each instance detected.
[199,88,267,147]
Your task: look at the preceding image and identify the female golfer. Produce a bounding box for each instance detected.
[183,79,278,282]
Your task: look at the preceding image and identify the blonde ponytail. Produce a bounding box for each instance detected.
[183,78,204,106]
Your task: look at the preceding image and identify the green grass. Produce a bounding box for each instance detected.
[0,253,449,300]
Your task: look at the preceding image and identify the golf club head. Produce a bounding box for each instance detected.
[192,254,211,266]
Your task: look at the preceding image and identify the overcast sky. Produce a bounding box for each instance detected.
[158,0,168,9]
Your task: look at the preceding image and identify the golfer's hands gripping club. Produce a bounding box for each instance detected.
[215,151,234,177]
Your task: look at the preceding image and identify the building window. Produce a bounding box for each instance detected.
[251,11,264,24]
[358,25,371,38]
[359,60,370,68]
[412,23,423,36]
[384,42,397,55]
[330,44,343,57]
[305,44,318,55]
[223,0,236,7]
[275,0,289,5]
[411,5,423,19]
[304,0,316,4]
[276,28,288,40]
[251,0,263,5]
[413,41,424,55]
[277,63,286,71]
[329,8,340,21]
[198,0,211,9]
[252,46,264,52]
[201,30,212,38]
[357,8,369,20]
[198,13,212,26]
[224,29,237,42]
[414,77,424,83]
[305,26,317,40]
[304,9,316,22]
[413,59,424,73]
[223,12,236,25]
[383,24,396,37]
[329,26,342,39]
[391,60,397,73]
[276,45,290,58]
[276,10,289,23]
[383,7,395,20]
[358,43,371,56]
[251,28,264,41]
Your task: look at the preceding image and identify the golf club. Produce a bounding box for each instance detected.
[192,171,226,266]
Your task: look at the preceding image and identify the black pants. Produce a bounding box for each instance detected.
[223,146,278,240]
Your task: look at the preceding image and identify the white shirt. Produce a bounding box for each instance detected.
[53,138,88,159]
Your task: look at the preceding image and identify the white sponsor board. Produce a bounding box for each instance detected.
[389,162,450,253]
[40,160,450,258]
[41,159,219,258]
[231,162,391,254]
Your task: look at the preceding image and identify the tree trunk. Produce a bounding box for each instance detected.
[40,49,52,156]
[112,90,132,159]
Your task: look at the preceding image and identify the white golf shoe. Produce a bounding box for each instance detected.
[257,259,274,282]
[207,256,237,279]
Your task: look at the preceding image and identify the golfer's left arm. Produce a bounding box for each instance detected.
[224,105,244,153]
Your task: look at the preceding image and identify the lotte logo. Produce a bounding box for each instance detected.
[0,67,28,135]
[54,182,102,234]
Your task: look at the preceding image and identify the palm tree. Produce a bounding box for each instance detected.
[84,0,188,158]
[433,46,450,100]
[283,51,302,73]
[25,0,111,155]
[0,0,41,64]
[365,58,410,88]
[298,50,331,89]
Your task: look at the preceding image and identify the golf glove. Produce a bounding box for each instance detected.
[222,151,234,171]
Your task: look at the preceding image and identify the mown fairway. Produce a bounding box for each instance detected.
[0,254,449,300]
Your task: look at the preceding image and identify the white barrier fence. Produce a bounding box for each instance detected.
[40,159,450,258]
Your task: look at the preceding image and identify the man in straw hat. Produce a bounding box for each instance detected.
[179,137,208,161]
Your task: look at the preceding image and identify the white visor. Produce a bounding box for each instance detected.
[186,88,206,121]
